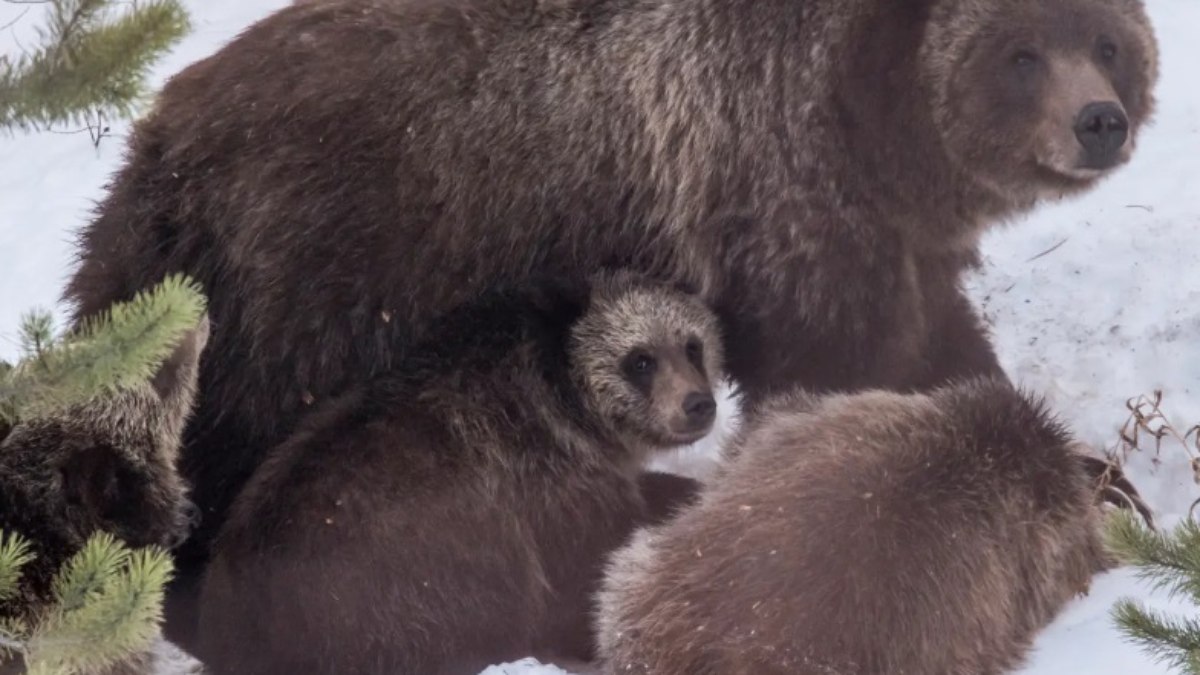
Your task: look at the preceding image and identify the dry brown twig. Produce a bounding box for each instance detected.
[1104,389,1200,520]
[1111,390,1198,463]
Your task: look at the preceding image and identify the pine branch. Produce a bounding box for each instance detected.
[0,273,207,424]
[1109,511,1200,673]
[0,0,191,133]
[0,532,34,667]
[38,0,107,63]
[1113,600,1200,673]
[48,533,129,615]
[17,312,54,365]
[1106,510,1200,601]
[0,531,35,604]
[24,537,172,674]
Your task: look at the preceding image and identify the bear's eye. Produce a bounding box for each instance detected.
[1011,49,1039,70]
[621,349,657,384]
[1098,40,1118,62]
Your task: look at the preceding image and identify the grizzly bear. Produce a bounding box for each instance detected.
[595,378,1152,675]
[0,317,209,675]
[63,0,1159,642]
[193,271,725,674]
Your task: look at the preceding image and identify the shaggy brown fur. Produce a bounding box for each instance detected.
[63,0,1159,642]
[194,272,724,674]
[595,378,1148,675]
[0,318,209,675]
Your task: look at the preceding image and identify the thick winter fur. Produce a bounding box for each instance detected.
[0,318,210,675]
[63,0,1159,641]
[596,378,1136,675]
[194,272,724,674]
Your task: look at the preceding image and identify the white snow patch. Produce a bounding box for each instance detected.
[478,659,573,675]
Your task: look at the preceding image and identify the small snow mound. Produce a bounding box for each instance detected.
[479,658,573,675]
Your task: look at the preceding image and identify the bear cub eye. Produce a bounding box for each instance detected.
[622,349,657,384]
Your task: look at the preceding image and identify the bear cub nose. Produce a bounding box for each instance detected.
[1074,101,1129,168]
[170,499,203,549]
[682,392,717,429]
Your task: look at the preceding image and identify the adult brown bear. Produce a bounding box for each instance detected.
[64,0,1158,644]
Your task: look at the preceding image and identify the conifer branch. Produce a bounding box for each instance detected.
[1109,511,1200,673]
[0,532,174,675]
[0,531,35,604]
[25,536,172,672]
[0,0,191,133]
[0,273,207,424]
[1113,600,1200,673]
[1107,510,1200,601]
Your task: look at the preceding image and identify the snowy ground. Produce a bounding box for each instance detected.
[2,1,1198,673]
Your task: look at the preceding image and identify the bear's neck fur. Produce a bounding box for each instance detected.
[605,0,1017,252]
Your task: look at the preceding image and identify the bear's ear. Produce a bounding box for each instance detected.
[149,313,210,411]
[59,442,125,522]
[527,274,593,318]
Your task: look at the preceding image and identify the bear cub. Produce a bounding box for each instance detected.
[0,317,209,675]
[196,270,725,675]
[597,377,1149,675]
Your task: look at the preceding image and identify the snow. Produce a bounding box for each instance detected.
[2,0,1198,673]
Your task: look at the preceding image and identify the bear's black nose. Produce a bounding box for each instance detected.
[682,392,716,429]
[1074,101,1128,168]
[183,499,202,528]
[168,500,202,549]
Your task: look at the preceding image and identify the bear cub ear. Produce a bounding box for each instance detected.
[524,273,594,320]
[149,313,210,409]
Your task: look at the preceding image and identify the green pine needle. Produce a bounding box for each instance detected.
[25,539,172,673]
[0,0,192,133]
[17,313,55,364]
[1113,599,1200,673]
[0,531,35,604]
[1107,510,1200,601]
[48,533,130,615]
[0,615,28,663]
[0,273,207,424]
[0,534,174,674]
[1108,511,1200,673]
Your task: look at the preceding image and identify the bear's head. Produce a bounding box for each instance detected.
[0,315,208,614]
[569,270,725,451]
[922,0,1158,204]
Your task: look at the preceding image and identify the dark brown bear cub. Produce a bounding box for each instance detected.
[0,317,209,675]
[597,378,1143,675]
[195,271,724,675]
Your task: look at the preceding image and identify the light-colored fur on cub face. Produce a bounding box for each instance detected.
[571,270,725,451]
[595,377,1133,675]
[0,316,210,675]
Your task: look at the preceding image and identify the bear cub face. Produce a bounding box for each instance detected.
[926,0,1157,199]
[0,316,208,612]
[570,271,724,450]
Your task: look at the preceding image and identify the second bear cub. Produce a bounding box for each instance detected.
[596,378,1147,675]
[196,270,724,675]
